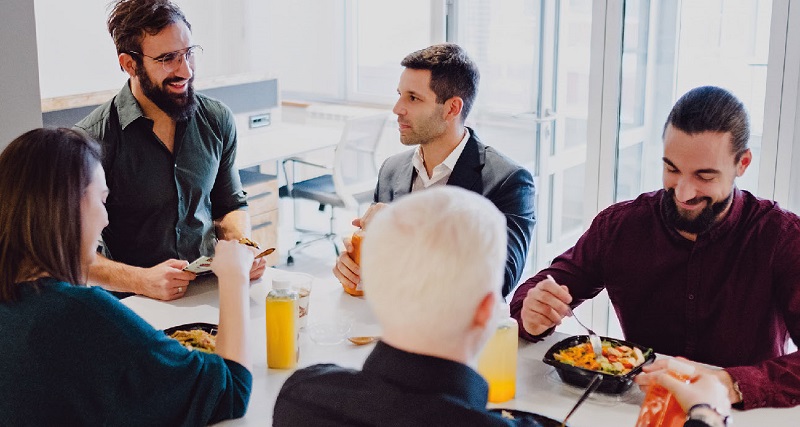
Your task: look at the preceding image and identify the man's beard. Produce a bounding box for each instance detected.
[136,64,197,121]
[399,105,447,146]
[661,188,732,234]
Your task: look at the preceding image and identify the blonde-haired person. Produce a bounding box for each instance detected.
[0,128,253,425]
[363,186,505,349]
[275,187,544,426]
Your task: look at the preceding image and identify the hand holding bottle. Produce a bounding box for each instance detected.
[333,203,387,295]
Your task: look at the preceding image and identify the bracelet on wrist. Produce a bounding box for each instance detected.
[732,380,744,403]
[687,403,731,427]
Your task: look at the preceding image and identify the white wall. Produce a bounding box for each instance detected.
[0,0,43,151]
[261,1,345,99]
[33,0,344,101]
[34,0,123,98]
[34,0,255,99]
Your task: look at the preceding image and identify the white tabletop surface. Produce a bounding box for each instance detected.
[121,269,800,426]
[235,122,343,169]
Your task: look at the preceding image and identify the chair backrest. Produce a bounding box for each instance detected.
[332,113,389,209]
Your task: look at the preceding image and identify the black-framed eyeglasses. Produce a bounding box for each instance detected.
[128,45,203,73]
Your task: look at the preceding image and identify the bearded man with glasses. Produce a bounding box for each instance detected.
[76,0,266,301]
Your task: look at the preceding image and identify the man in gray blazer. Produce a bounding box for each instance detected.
[333,43,536,297]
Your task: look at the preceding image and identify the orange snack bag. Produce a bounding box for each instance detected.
[635,359,695,427]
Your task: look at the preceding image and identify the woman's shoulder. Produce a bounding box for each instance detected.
[26,278,162,347]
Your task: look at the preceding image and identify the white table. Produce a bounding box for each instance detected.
[121,270,800,426]
[235,122,342,169]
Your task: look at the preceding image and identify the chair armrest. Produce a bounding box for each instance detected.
[281,157,333,193]
[282,156,330,170]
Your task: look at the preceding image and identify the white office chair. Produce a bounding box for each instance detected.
[279,112,389,265]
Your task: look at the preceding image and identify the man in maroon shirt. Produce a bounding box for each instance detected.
[511,86,800,409]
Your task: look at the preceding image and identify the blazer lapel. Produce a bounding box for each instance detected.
[391,152,415,200]
[447,129,485,193]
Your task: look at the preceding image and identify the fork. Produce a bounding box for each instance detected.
[547,275,603,359]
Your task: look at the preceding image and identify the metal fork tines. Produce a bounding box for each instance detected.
[568,306,602,359]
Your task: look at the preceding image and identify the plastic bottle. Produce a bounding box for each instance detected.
[477,304,519,403]
[343,229,365,296]
[635,358,696,427]
[265,278,299,369]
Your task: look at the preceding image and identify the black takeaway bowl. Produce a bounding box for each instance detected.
[163,322,218,353]
[488,408,564,427]
[163,322,218,337]
[542,335,655,394]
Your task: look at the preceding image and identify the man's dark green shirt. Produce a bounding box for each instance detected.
[76,81,247,268]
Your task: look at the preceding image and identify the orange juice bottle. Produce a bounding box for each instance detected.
[635,359,696,427]
[477,304,518,403]
[265,279,299,369]
[344,229,365,296]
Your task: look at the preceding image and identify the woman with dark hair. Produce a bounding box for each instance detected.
[0,128,254,425]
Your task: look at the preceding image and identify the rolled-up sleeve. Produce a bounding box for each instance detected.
[210,105,247,220]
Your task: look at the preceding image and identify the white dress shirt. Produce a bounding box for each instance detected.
[411,129,470,191]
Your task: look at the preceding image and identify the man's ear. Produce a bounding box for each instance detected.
[472,292,497,330]
[442,96,464,122]
[118,53,137,77]
[737,149,752,177]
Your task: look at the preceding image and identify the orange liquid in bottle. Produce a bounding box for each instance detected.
[477,318,518,403]
[265,289,299,369]
[344,230,365,296]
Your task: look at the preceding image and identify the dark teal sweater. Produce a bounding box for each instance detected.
[0,278,252,426]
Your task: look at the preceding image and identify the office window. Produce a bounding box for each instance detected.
[265,1,346,100]
[349,0,435,102]
[615,0,771,202]
[455,0,594,273]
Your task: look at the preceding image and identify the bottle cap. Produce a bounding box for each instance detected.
[272,278,292,290]
[500,302,511,317]
[493,301,517,330]
[667,358,696,376]
[495,300,511,318]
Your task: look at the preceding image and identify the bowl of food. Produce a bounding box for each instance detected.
[164,322,218,353]
[542,335,655,394]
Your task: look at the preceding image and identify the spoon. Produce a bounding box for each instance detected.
[548,275,603,360]
[560,373,603,427]
[347,336,380,345]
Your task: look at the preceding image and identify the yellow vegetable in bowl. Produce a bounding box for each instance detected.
[553,340,645,375]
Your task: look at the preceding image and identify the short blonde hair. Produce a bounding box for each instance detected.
[362,186,506,339]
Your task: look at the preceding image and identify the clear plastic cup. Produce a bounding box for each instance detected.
[307,313,354,345]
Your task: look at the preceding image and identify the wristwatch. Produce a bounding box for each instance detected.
[686,403,731,427]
